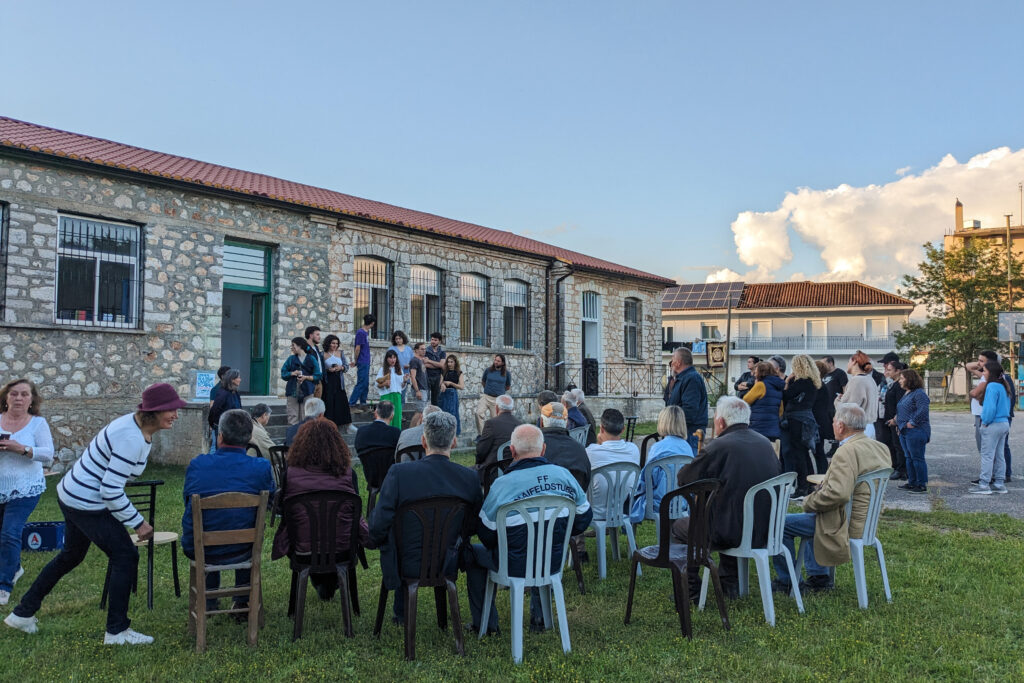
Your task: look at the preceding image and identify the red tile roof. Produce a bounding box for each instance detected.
[662,281,914,310]
[0,116,673,285]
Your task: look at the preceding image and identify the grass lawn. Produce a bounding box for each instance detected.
[4,456,1023,681]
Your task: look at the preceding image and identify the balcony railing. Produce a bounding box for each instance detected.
[731,334,898,351]
[564,363,663,397]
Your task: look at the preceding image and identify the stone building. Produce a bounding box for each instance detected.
[0,116,670,460]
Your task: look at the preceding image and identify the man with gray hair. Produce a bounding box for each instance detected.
[772,403,890,593]
[395,405,442,460]
[571,388,598,445]
[465,424,592,634]
[182,409,276,614]
[369,411,482,626]
[665,347,708,450]
[284,397,325,447]
[475,394,521,484]
[672,396,781,599]
[248,403,276,460]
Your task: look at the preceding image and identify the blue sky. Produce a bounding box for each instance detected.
[3,1,1024,286]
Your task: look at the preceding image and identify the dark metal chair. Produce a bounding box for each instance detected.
[624,416,639,444]
[481,458,515,497]
[357,446,398,516]
[639,433,662,469]
[284,490,364,640]
[373,496,470,660]
[100,479,180,610]
[268,446,289,526]
[624,478,730,640]
[395,444,425,463]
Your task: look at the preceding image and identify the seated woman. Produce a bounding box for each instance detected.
[271,419,370,600]
[629,405,693,523]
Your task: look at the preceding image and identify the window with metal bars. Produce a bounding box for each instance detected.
[582,291,601,360]
[353,256,392,340]
[459,273,488,346]
[0,202,8,318]
[623,298,641,360]
[55,215,141,328]
[503,279,529,350]
[410,265,442,341]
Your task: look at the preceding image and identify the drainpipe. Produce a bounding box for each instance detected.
[553,264,573,391]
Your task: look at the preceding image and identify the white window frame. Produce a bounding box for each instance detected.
[459,273,488,346]
[750,319,772,339]
[864,317,888,338]
[624,298,642,360]
[55,214,141,329]
[503,279,530,350]
[805,318,827,349]
[700,321,721,340]
[582,291,602,361]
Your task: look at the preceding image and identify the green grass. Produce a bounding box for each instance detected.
[927,401,971,413]
[5,457,1024,681]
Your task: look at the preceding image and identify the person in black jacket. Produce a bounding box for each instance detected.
[780,355,821,496]
[474,394,521,484]
[539,402,592,490]
[208,369,242,443]
[672,396,781,598]
[734,356,760,399]
[880,360,907,480]
[354,403,402,454]
[664,347,708,450]
[368,411,482,624]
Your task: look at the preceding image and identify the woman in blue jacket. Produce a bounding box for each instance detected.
[971,360,1011,495]
[281,337,321,425]
[896,369,931,493]
[744,361,783,443]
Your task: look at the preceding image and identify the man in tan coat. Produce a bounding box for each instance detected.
[772,403,891,593]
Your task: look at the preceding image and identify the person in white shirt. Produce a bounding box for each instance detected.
[5,383,186,646]
[375,349,406,428]
[0,379,55,607]
[585,408,640,521]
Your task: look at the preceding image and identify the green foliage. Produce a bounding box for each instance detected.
[896,241,1024,372]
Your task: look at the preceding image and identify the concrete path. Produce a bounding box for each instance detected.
[882,411,1022,519]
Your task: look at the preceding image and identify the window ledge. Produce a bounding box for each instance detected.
[0,321,147,336]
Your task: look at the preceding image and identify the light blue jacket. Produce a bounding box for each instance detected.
[981,381,1011,425]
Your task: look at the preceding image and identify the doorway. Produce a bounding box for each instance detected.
[221,242,272,395]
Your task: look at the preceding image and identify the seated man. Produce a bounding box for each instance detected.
[466,424,592,633]
[585,409,641,521]
[395,405,441,461]
[284,397,325,447]
[354,401,401,455]
[539,402,592,490]
[533,390,558,427]
[561,390,589,431]
[474,394,521,484]
[248,403,277,459]
[369,411,482,624]
[772,403,891,593]
[672,396,781,598]
[182,409,276,613]
[571,388,598,445]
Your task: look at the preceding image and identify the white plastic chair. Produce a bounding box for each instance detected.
[568,425,589,446]
[795,467,893,609]
[697,472,804,626]
[479,495,577,664]
[639,454,694,539]
[587,462,641,579]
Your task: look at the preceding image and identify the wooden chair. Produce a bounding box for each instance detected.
[100,479,179,611]
[395,444,425,463]
[373,496,471,661]
[357,446,398,517]
[624,479,730,640]
[639,433,662,469]
[187,490,270,653]
[284,490,364,640]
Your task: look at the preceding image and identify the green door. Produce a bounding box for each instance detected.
[249,293,269,394]
[222,241,273,395]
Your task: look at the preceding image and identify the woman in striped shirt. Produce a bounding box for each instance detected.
[5,383,186,646]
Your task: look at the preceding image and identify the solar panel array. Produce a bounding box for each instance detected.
[661,282,744,310]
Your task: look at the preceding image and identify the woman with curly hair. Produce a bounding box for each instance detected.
[781,354,822,496]
[841,351,879,439]
[271,419,370,600]
[437,354,465,435]
[375,349,405,428]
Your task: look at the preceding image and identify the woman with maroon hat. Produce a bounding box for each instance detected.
[5,383,186,646]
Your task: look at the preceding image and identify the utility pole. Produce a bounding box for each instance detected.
[1006,213,1015,381]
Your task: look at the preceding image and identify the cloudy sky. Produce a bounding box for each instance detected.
[3,1,1024,289]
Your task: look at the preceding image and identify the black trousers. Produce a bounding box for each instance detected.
[876,420,906,473]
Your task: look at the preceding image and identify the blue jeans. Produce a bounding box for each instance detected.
[899,428,929,488]
[349,363,370,405]
[772,512,827,586]
[0,494,41,591]
[15,501,139,634]
[183,547,251,611]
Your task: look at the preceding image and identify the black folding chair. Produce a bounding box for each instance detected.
[100,480,180,610]
[268,446,289,525]
[357,446,398,517]
[639,433,662,469]
[396,444,425,463]
[624,416,639,444]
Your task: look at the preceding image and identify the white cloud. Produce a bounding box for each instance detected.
[895,166,911,176]
[724,146,1024,287]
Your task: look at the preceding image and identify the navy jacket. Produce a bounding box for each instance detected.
[208,388,241,428]
[368,454,482,590]
[749,375,783,440]
[665,366,709,430]
[182,445,276,561]
[355,420,402,455]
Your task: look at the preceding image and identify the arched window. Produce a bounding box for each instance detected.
[353,256,391,340]
[459,273,488,346]
[410,265,442,341]
[503,279,529,349]
[623,297,641,360]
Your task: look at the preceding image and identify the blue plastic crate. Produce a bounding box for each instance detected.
[22,521,65,551]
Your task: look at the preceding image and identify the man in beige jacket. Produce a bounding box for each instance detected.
[772,403,891,593]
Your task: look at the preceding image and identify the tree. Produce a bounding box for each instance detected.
[895,241,1023,375]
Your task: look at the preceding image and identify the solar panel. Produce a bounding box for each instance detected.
[662,281,743,310]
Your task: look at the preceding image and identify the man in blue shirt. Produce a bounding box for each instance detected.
[475,354,512,435]
[664,347,708,450]
[349,314,376,406]
[182,409,276,613]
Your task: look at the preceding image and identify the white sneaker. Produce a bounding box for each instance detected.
[0,590,9,606]
[12,566,23,585]
[992,485,1009,494]
[968,485,993,495]
[4,612,38,634]
[104,628,154,645]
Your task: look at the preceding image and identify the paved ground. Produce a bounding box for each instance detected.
[882,411,1022,519]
